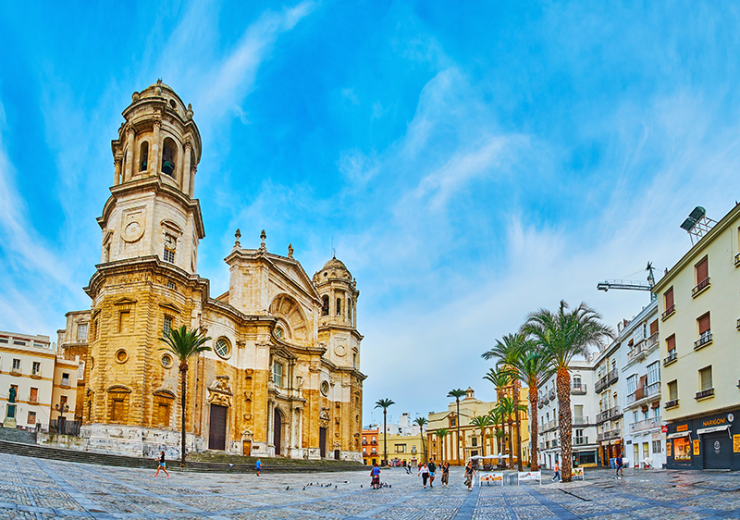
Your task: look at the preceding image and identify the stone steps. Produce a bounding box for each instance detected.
[0,439,365,473]
[0,427,37,444]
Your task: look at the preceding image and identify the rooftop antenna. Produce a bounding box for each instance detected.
[331,235,336,259]
[680,206,717,245]
[597,262,657,301]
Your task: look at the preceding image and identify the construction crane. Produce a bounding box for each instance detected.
[597,262,656,301]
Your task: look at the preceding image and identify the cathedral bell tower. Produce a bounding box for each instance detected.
[80,82,207,455]
[100,79,205,273]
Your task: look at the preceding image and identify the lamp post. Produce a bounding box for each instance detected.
[54,402,69,434]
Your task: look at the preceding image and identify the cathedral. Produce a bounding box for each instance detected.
[57,81,365,460]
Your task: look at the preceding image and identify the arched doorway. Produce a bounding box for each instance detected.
[273,408,283,456]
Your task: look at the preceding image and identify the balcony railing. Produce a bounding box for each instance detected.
[661,304,676,321]
[596,406,621,424]
[572,416,589,426]
[735,252,740,267]
[629,416,662,433]
[595,369,619,394]
[664,398,679,409]
[645,332,659,349]
[692,277,711,297]
[571,384,587,395]
[28,395,38,404]
[10,367,21,375]
[626,381,660,406]
[597,429,620,442]
[548,388,555,400]
[627,340,647,363]
[663,350,677,366]
[574,436,589,446]
[694,331,712,350]
[543,419,557,431]
[695,388,715,400]
[538,400,544,409]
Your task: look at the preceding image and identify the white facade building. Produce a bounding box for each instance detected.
[537,356,600,469]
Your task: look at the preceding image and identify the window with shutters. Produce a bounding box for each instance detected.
[649,319,658,337]
[647,362,660,386]
[693,257,710,296]
[695,313,712,349]
[700,367,713,391]
[662,287,675,319]
[627,375,637,394]
[668,380,678,400]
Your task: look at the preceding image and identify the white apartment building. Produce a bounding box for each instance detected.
[619,300,665,469]
[537,357,599,469]
[594,335,624,467]
[0,331,79,432]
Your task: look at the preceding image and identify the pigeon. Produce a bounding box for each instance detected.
[334,485,337,489]
[302,486,306,491]
[285,486,289,491]
[360,484,363,488]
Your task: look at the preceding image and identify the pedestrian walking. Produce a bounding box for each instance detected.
[551,461,560,482]
[441,462,450,487]
[154,451,170,478]
[616,454,623,479]
[420,463,430,488]
[256,458,262,476]
[370,462,381,489]
[428,459,436,488]
[463,461,475,491]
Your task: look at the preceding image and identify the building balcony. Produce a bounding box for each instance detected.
[547,388,555,400]
[692,277,711,298]
[694,331,712,351]
[661,304,676,321]
[571,384,587,395]
[10,367,21,376]
[695,388,715,401]
[538,400,544,409]
[735,252,740,267]
[626,382,660,408]
[595,369,619,394]
[663,350,677,366]
[572,416,589,426]
[664,399,679,410]
[28,396,38,404]
[629,416,662,434]
[543,419,557,432]
[597,429,620,442]
[574,436,589,446]
[596,406,622,424]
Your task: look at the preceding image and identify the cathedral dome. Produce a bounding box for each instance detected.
[322,257,348,272]
[314,256,353,284]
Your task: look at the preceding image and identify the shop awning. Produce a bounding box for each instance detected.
[667,431,691,439]
[697,424,730,435]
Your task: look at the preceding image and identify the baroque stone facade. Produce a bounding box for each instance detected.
[56,81,365,460]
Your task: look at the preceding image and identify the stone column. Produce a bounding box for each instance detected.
[151,118,161,176]
[113,155,122,185]
[189,166,197,197]
[124,128,135,182]
[182,142,192,195]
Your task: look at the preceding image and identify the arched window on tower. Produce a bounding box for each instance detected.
[139,141,149,172]
[321,295,329,316]
[162,138,177,177]
[348,298,352,322]
[336,297,342,316]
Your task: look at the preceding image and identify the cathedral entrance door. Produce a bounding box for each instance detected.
[319,427,327,458]
[273,409,282,456]
[209,404,227,450]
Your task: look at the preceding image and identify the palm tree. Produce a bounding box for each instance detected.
[374,399,395,466]
[159,325,211,467]
[413,416,428,462]
[447,389,466,464]
[516,348,554,471]
[469,416,492,457]
[522,300,614,482]
[434,428,449,462]
[487,408,504,459]
[484,368,514,465]
[499,395,528,471]
[483,333,528,471]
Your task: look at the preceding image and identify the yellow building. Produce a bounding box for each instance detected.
[0,331,79,432]
[377,433,425,467]
[54,82,366,461]
[426,387,529,466]
[653,204,740,470]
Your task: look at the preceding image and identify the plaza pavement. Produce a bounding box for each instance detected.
[1,453,740,519]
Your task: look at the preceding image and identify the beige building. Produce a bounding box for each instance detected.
[653,204,740,470]
[377,433,425,466]
[427,387,529,466]
[55,81,365,460]
[0,331,79,431]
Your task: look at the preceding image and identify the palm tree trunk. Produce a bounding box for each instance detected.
[383,410,387,466]
[180,367,187,467]
[556,367,572,482]
[514,382,522,471]
[501,416,507,467]
[529,385,539,471]
[508,419,514,471]
[480,428,485,457]
[456,399,461,465]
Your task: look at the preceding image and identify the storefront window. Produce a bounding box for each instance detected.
[674,437,691,461]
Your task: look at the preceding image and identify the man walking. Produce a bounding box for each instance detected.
[616,454,623,479]
[428,459,437,488]
[441,462,450,487]
[256,458,262,476]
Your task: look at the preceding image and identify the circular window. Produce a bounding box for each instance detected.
[275,326,284,339]
[214,338,231,359]
[115,349,128,364]
[169,99,177,109]
[161,354,173,368]
[320,381,330,396]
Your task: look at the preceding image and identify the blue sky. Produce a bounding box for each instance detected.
[1,1,739,424]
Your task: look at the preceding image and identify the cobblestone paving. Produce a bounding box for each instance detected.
[1,454,740,519]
